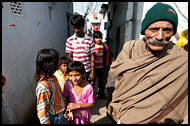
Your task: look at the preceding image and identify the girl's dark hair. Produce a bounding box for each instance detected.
[71,13,85,27]
[93,31,102,39]
[60,56,71,66]
[67,61,86,74]
[35,48,59,82]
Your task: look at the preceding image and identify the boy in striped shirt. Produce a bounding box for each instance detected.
[65,13,95,84]
[93,31,109,99]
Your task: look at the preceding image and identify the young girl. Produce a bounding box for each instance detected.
[35,48,67,124]
[64,61,95,124]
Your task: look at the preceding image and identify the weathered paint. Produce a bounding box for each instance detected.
[2,2,73,124]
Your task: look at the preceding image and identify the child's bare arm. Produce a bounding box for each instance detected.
[67,103,94,110]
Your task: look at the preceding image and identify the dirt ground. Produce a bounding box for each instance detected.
[27,80,111,124]
[90,97,110,124]
[27,97,110,124]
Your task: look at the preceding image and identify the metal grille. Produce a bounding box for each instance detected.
[10,2,24,16]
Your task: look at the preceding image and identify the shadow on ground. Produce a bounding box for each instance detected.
[93,115,111,124]
[91,97,107,115]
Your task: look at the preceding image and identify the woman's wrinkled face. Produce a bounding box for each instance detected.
[145,20,174,51]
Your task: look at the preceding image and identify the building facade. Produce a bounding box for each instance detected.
[107,2,143,57]
[99,4,108,43]
[2,2,73,124]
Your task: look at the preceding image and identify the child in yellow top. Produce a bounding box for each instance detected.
[177,29,188,52]
[54,56,71,93]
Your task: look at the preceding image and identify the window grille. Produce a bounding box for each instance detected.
[9,2,24,16]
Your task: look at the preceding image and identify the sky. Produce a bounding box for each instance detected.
[73,2,108,16]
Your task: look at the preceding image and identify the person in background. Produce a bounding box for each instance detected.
[176,29,188,52]
[170,32,179,44]
[105,57,116,108]
[88,26,93,37]
[35,48,67,124]
[93,24,98,32]
[54,56,71,93]
[93,31,109,99]
[65,13,95,84]
[64,61,95,124]
[104,57,117,124]
[107,3,188,124]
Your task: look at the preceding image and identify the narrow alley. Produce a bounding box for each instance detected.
[27,97,110,124]
[3,2,188,124]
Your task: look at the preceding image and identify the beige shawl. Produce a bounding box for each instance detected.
[107,38,188,124]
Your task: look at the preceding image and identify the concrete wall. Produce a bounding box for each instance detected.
[2,2,73,124]
[107,2,143,57]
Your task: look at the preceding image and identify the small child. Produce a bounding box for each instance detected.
[176,29,188,52]
[35,48,67,124]
[93,31,109,99]
[64,61,95,124]
[54,56,71,93]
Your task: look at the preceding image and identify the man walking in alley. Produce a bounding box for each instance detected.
[107,3,188,124]
[65,13,95,83]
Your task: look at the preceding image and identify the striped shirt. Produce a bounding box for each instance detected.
[65,34,95,72]
[95,44,104,68]
[36,76,66,124]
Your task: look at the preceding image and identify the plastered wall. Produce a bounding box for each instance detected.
[2,2,73,124]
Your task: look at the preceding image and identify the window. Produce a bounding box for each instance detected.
[9,2,24,16]
[104,22,108,30]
